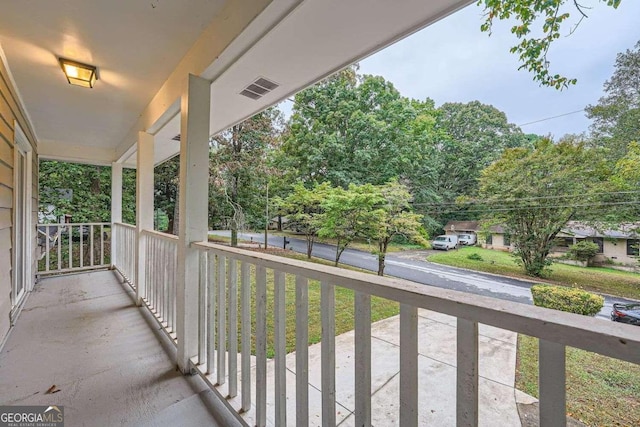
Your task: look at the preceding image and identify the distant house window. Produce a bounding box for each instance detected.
[554,237,574,251]
[486,234,493,245]
[503,233,511,246]
[627,239,640,256]
[589,237,604,254]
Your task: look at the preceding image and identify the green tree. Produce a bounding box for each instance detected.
[607,141,640,222]
[478,139,607,277]
[479,0,622,89]
[154,155,179,233]
[274,181,330,258]
[319,183,384,266]
[210,108,283,245]
[282,67,435,189]
[39,161,136,224]
[586,40,640,161]
[372,180,427,276]
[568,240,600,265]
[432,101,534,228]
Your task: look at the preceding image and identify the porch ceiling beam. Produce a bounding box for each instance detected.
[38,141,116,166]
[114,0,279,163]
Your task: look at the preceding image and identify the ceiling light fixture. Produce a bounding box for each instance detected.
[58,57,98,88]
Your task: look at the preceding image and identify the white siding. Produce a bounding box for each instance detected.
[0,52,38,343]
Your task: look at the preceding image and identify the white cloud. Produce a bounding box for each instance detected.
[359,1,640,139]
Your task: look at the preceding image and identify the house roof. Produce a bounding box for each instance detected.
[444,221,479,232]
[444,220,504,234]
[560,221,640,239]
[451,218,640,239]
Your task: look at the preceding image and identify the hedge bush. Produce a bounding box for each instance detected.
[568,240,600,263]
[467,253,483,261]
[530,284,604,316]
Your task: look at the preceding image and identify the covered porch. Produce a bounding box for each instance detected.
[0,270,232,426]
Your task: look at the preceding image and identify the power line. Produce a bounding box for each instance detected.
[410,190,640,207]
[518,109,586,127]
[415,200,640,215]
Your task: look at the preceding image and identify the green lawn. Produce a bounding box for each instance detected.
[516,334,640,426]
[427,247,640,300]
[224,250,399,357]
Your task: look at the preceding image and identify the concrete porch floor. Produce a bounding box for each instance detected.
[0,269,537,427]
[0,270,236,427]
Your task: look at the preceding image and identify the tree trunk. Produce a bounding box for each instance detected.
[231,228,238,247]
[377,240,388,276]
[335,242,346,266]
[230,173,239,247]
[334,243,341,266]
[377,254,385,276]
[306,236,314,259]
[172,185,180,235]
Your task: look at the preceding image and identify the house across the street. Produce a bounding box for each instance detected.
[444,220,640,266]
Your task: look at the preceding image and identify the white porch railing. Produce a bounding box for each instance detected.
[112,222,136,286]
[37,222,111,275]
[110,233,640,427]
[141,229,178,337]
[188,241,640,427]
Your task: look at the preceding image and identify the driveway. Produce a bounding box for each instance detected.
[209,231,637,320]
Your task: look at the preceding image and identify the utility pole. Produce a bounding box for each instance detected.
[264,182,269,249]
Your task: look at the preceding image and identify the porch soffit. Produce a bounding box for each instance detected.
[1,0,472,167]
[124,0,473,168]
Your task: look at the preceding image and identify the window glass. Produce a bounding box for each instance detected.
[590,237,604,254]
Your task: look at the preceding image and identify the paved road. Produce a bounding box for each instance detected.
[211,231,638,320]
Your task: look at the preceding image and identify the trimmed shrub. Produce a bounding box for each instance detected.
[467,253,483,261]
[530,284,604,316]
[568,241,599,263]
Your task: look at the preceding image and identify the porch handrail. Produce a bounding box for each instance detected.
[139,228,178,336]
[37,222,111,275]
[113,221,136,230]
[188,240,638,427]
[140,228,179,242]
[193,241,639,362]
[112,222,137,287]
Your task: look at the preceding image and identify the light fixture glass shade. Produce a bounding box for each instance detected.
[58,58,98,88]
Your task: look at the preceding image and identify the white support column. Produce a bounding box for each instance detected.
[176,74,211,374]
[136,132,155,305]
[110,162,123,268]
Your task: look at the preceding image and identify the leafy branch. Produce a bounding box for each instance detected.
[479,0,621,89]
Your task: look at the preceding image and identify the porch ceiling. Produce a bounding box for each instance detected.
[0,0,472,167]
[0,0,226,153]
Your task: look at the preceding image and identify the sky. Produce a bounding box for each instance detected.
[355,1,640,139]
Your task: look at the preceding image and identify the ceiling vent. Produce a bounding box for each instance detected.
[171,134,181,141]
[240,77,279,100]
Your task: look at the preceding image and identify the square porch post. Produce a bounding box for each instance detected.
[176,74,210,373]
[136,132,155,306]
[110,162,122,269]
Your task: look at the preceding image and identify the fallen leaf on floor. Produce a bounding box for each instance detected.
[45,385,60,394]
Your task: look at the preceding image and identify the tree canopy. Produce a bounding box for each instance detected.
[586,40,640,161]
[478,139,608,276]
[479,0,622,89]
[39,161,135,224]
[209,108,283,245]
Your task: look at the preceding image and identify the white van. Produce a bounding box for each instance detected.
[432,235,458,251]
[458,233,477,246]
